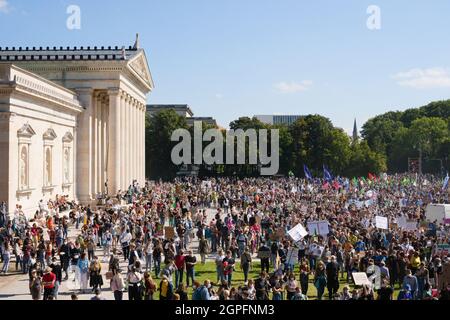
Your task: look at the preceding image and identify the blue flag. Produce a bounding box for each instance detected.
[323,165,333,182]
[443,173,449,191]
[303,164,313,181]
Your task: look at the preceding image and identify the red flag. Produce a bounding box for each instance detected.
[333,180,340,190]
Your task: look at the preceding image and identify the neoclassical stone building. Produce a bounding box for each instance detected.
[0,37,154,216]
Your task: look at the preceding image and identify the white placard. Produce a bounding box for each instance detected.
[375,216,388,230]
[287,223,308,242]
[405,220,418,231]
[286,248,299,265]
[352,272,372,286]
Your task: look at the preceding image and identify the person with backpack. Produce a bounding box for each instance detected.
[126,263,143,300]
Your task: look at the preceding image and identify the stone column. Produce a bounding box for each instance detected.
[107,89,121,195]
[102,96,108,194]
[97,94,105,194]
[137,103,141,185]
[133,99,137,183]
[139,103,144,185]
[142,103,146,184]
[129,98,134,183]
[75,88,94,202]
[125,94,130,189]
[119,93,126,191]
[92,93,100,195]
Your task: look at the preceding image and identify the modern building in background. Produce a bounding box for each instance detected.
[147,104,218,127]
[186,117,217,127]
[146,104,193,118]
[255,114,302,126]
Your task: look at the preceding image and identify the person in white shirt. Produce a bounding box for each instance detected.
[119,229,132,261]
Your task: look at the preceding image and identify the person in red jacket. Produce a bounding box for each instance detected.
[42,266,56,300]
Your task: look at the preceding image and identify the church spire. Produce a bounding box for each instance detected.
[133,33,140,49]
[352,118,359,142]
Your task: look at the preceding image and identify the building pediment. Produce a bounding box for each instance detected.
[17,123,36,138]
[43,128,57,140]
[62,131,74,142]
[127,50,154,91]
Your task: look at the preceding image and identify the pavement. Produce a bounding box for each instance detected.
[0,207,219,300]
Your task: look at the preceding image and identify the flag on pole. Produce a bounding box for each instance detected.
[443,173,449,191]
[303,164,313,181]
[323,165,333,182]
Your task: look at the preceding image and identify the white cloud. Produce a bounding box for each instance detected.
[392,67,450,89]
[274,80,313,93]
[215,93,224,99]
[0,0,10,13]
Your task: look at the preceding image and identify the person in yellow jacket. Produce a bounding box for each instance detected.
[410,251,421,274]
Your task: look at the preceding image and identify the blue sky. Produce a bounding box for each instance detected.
[1,0,450,133]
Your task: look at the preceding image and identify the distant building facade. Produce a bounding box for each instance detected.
[255,114,302,126]
[147,104,193,118]
[147,104,218,127]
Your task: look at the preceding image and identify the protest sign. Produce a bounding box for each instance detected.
[436,244,450,255]
[276,227,285,239]
[287,223,308,242]
[352,272,372,286]
[164,226,174,239]
[286,248,299,265]
[258,248,271,259]
[405,220,418,231]
[307,221,330,236]
[375,216,388,230]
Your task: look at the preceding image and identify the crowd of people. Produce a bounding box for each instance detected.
[0,173,449,301]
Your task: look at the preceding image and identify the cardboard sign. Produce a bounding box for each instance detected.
[287,223,308,242]
[375,216,388,230]
[276,227,285,239]
[258,248,271,259]
[352,272,372,286]
[164,226,174,239]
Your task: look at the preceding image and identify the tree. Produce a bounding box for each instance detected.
[345,140,387,177]
[145,110,188,180]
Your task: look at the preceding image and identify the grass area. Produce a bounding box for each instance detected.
[172,261,401,300]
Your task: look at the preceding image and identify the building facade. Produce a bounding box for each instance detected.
[0,40,154,216]
[255,114,302,126]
